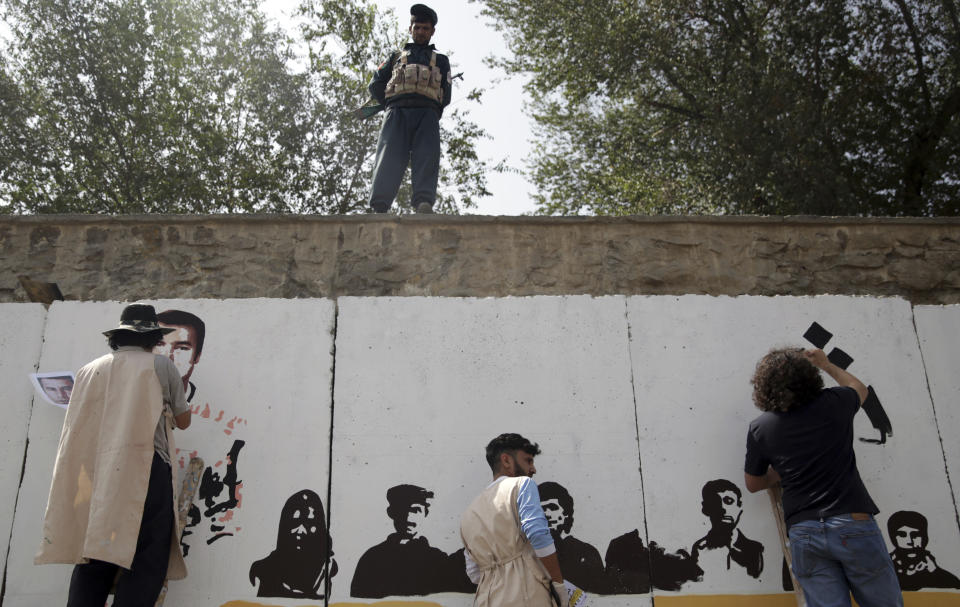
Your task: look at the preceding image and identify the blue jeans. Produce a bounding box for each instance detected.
[788,515,903,607]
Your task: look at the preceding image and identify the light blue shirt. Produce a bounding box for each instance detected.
[516,477,554,553]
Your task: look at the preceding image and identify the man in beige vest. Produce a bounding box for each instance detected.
[460,433,568,606]
[36,304,192,606]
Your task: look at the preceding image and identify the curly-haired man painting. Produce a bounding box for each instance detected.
[742,347,902,607]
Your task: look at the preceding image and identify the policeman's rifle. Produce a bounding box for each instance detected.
[353,72,464,120]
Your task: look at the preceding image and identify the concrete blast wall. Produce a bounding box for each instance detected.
[1,296,959,607]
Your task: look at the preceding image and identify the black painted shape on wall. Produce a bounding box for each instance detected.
[827,347,854,370]
[802,322,893,445]
[604,531,702,593]
[198,439,245,545]
[803,322,833,349]
[887,510,960,591]
[249,489,338,599]
[650,542,703,591]
[859,386,893,444]
[604,529,651,593]
[351,484,474,598]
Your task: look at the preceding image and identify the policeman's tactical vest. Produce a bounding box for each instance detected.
[384,50,443,103]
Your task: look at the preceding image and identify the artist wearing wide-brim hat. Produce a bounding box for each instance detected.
[37,300,191,603]
[102,303,176,337]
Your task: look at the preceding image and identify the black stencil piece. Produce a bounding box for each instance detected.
[858,386,893,445]
[803,322,833,349]
[827,348,854,370]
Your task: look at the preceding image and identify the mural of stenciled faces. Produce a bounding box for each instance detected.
[4,296,960,606]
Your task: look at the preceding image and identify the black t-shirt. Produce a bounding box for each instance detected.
[744,386,879,528]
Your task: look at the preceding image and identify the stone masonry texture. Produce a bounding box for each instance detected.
[1,215,959,304]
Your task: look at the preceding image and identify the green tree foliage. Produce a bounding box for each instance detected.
[479,0,960,216]
[0,0,491,213]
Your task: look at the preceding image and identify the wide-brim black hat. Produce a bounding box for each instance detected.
[103,303,175,337]
[410,3,437,25]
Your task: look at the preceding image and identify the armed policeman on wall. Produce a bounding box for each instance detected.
[366,4,451,214]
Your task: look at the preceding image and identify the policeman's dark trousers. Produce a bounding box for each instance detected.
[66,452,174,607]
[369,106,440,212]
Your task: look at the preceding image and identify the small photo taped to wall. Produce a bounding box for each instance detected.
[30,372,76,409]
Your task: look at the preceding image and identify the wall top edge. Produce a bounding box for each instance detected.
[2,214,960,227]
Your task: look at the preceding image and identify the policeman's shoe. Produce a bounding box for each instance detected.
[415,202,434,214]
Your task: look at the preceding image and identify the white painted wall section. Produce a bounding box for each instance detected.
[0,295,957,606]
[627,295,960,596]
[3,299,335,607]
[913,305,960,518]
[331,296,649,606]
[0,304,46,583]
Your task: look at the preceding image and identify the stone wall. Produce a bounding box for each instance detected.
[2,215,960,303]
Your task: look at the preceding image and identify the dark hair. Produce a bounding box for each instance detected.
[538,481,573,514]
[157,309,206,357]
[751,347,824,412]
[887,510,928,542]
[386,484,434,519]
[108,329,165,351]
[485,433,541,473]
[701,478,741,516]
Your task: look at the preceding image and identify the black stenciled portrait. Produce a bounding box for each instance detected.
[351,484,472,598]
[887,510,960,591]
[249,489,338,599]
[538,482,606,593]
[691,479,763,580]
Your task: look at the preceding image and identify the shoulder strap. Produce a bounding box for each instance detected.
[430,51,437,68]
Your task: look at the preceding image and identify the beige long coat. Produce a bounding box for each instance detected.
[35,349,187,580]
[460,477,553,607]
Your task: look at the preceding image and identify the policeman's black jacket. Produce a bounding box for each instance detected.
[369,42,452,117]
